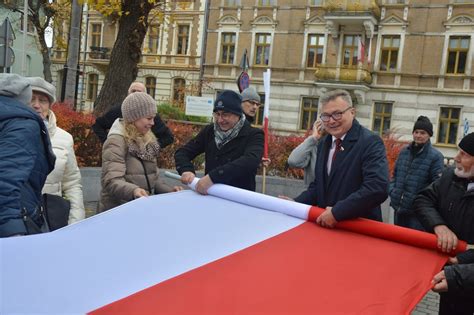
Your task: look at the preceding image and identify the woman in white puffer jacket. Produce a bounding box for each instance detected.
[27,77,85,224]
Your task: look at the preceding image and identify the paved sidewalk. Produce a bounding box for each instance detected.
[413,291,439,314]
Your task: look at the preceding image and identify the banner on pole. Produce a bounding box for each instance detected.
[262,69,271,159]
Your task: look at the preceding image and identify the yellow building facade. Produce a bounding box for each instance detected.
[202,0,474,158]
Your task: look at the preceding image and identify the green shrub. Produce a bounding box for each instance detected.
[52,103,102,167]
[158,103,210,123]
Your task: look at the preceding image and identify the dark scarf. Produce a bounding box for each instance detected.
[213,114,246,150]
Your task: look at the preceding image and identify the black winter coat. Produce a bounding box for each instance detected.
[92,105,174,148]
[414,167,474,263]
[445,263,474,295]
[174,122,264,191]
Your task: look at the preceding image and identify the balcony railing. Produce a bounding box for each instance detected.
[314,65,372,84]
[323,0,380,17]
[89,46,110,60]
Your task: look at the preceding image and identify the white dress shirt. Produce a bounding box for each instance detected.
[327,134,346,175]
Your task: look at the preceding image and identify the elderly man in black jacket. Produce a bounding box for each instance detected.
[92,82,174,148]
[175,90,263,194]
[432,263,474,295]
[414,132,474,315]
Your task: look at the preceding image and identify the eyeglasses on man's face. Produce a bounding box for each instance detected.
[213,111,234,120]
[320,107,352,122]
[247,100,261,107]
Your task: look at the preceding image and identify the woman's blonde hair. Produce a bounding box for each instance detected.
[123,121,156,149]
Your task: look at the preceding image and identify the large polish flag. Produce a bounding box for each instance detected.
[0,185,465,314]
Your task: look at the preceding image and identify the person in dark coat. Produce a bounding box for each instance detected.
[292,89,389,228]
[0,74,56,237]
[240,86,261,124]
[92,82,174,148]
[414,132,474,315]
[175,90,264,194]
[432,263,474,297]
[389,116,444,231]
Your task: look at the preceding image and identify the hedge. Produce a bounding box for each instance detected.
[52,103,405,179]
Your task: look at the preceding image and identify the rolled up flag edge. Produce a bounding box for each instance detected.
[164,172,468,255]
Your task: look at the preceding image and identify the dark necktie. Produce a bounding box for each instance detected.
[333,138,342,161]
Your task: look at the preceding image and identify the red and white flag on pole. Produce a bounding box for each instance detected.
[262,69,271,159]
[357,36,365,64]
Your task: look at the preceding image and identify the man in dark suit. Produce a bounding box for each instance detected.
[294,89,389,228]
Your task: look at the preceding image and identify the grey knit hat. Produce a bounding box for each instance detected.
[0,73,32,105]
[241,87,260,103]
[121,92,157,123]
[26,76,56,104]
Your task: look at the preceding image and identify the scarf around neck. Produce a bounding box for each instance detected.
[128,138,161,162]
[213,114,246,150]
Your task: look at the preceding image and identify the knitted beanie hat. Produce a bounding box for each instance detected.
[213,90,242,116]
[241,87,260,103]
[413,116,433,136]
[121,92,157,123]
[459,132,474,156]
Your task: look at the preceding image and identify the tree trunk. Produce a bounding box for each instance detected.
[64,0,82,105]
[29,0,53,82]
[36,26,53,82]
[92,0,153,116]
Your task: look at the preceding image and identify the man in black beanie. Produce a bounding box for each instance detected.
[175,90,264,194]
[414,132,474,315]
[389,115,444,230]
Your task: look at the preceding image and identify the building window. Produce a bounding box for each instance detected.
[259,0,275,6]
[342,35,358,66]
[372,102,392,136]
[380,35,400,71]
[146,77,156,99]
[300,97,318,130]
[446,36,470,74]
[19,16,35,33]
[147,24,160,54]
[310,0,323,5]
[255,33,271,66]
[87,73,99,101]
[221,33,236,64]
[437,107,460,145]
[90,23,102,47]
[173,78,186,107]
[307,34,324,68]
[177,25,190,55]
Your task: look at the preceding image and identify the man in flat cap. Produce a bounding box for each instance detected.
[414,132,474,315]
[389,116,444,230]
[175,90,263,194]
